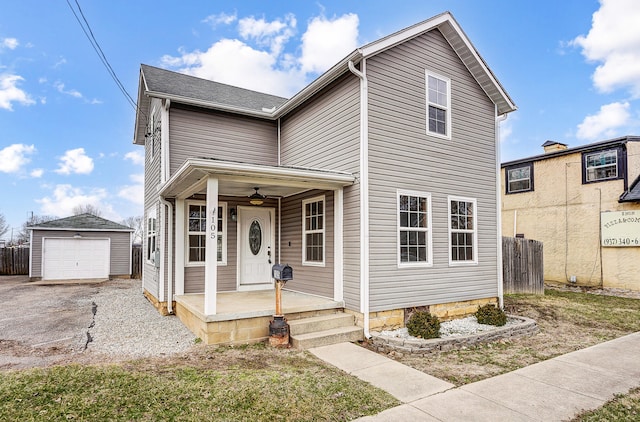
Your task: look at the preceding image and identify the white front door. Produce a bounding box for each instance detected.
[237,206,274,290]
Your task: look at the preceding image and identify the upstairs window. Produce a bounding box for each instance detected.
[506,163,534,194]
[426,71,451,139]
[303,196,325,266]
[583,149,619,183]
[398,191,432,266]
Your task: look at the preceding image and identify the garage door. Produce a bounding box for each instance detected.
[43,238,110,280]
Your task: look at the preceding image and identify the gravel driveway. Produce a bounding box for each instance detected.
[0,276,196,370]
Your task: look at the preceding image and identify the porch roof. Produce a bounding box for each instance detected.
[159,157,356,199]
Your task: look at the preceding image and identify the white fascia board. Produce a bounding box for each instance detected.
[27,227,133,232]
[145,91,275,120]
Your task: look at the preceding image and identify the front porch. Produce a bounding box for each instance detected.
[174,289,346,345]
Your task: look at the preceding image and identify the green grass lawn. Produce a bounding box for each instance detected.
[0,344,399,421]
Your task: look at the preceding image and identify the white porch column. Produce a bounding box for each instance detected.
[175,198,185,296]
[334,188,344,302]
[204,176,219,315]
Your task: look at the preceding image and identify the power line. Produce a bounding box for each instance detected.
[65,0,139,113]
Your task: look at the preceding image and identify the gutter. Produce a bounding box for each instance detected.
[160,197,174,314]
[348,59,371,339]
[495,110,507,309]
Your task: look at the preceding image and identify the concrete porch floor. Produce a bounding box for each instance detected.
[175,289,344,322]
[173,289,346,345]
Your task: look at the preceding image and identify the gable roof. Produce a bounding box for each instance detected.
[28,213,134,232]
[134,11,516,144]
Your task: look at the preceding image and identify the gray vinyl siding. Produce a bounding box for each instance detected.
[143,99,162,298]
[183,197,279,293]
[366,28,499,311]
[280,190,334,298]
[169,105,278,176]
[30,230,131,277]
[280,73,361,310]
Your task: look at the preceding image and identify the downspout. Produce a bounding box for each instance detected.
[277,118,281,166]
[496,110,507,308]
[160,197,174,314]
[348,59,371,338]
[161,99,171,183]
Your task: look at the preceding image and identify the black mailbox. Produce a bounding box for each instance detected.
[272,264,293,281]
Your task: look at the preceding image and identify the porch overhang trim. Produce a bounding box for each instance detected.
[145,91,275,119]
[159,158,356,198]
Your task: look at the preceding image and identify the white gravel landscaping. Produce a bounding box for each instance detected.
[377,316,520,340]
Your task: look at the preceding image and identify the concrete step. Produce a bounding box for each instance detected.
[288,313,355,335]
[290,326,364,349]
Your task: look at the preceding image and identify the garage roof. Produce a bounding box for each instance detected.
[28,213,134,232]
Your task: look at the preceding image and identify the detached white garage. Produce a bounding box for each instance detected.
[29,214,134,281]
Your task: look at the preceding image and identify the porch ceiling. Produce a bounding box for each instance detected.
[159,158,356,199]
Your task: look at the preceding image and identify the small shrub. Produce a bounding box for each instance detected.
[406,311,440,339]
[475,304,507,326]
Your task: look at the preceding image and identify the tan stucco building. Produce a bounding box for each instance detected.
[501,136,640,290]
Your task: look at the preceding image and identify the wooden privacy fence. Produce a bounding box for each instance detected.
[131,245,142,279]
[503,236,544,294]
[0,248,29,275]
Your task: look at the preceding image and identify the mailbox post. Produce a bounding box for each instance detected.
[269,264,292,347]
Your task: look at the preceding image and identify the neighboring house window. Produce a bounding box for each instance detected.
[506,163,534,194]
[583,149,619,183]
[426,71,451,139]
[398,191,432,266]
[186,201,227,265]
[448,196,477,265]
[146,208,157,264]
[303,196,325,266]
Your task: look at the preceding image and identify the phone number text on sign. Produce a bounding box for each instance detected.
[602,237,640,246]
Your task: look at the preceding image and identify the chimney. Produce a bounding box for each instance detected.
[542,140,568,153]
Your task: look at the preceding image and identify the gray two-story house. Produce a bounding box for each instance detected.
[134,12,516,345]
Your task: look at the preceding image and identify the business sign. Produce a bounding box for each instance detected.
[601,210,640,247]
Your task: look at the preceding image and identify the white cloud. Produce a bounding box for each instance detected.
[1,38,18,50]
[124,150,145,166]
[572,0,640,97]
[54,81,83,98]
[161,12,359,98]
[0,143,36,173]
[30,168,43,178]
[300,14,359,73]
[576,101,630,140]
[37,184,117,219]
[55,148,94,175]
[0,74,35,110]
[118,173,144,207]
[203,11,237,28]
[499,118,514,143]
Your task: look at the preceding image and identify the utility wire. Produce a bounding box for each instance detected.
[65,0,140,114]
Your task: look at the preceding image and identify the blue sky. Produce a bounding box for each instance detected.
[1,0,639,240]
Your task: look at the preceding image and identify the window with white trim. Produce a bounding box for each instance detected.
[448,196,477,264]
[426,71,451,139]
[398,191,432,266]
[303,196,325,266]
[584,149,618,182]
[146,207,157,264]
[186,201,226,265]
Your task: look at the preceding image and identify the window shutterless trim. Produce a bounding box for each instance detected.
[505,162,534,194]
[448,195,478,266]
[581,147,625,185]
[425,70,451,140]
[397,189,433,268]
[302,195,325,267]
[185,200,227,267]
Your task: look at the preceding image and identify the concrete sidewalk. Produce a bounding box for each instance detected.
[309,332,640,421]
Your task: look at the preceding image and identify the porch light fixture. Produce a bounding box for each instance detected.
[229,207,237,222]
[249,187,265,205]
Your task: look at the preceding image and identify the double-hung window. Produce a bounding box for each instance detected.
[583,149,619,183]
[146,207,157,264]
[398,191,432,266]
[302,196,325,266]
[426,71,451,139]
[448,196,477,265]
[506,163,533,194]
[186,201,226,265]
